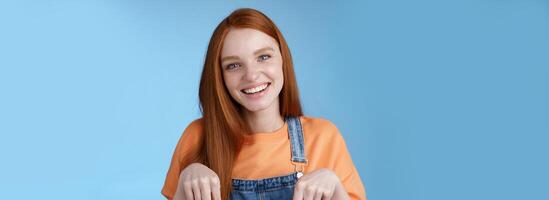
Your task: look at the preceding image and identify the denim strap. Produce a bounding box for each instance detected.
[286,116,308,164]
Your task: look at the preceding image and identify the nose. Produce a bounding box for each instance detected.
[243,62,260,81]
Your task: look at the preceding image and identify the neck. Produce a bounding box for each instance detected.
[243,99,284,133]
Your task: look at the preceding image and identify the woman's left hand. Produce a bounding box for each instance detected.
[293,168,350,200]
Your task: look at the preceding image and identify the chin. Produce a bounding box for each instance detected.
[242,103,270,112]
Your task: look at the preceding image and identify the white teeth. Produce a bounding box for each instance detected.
[243,83,269,94]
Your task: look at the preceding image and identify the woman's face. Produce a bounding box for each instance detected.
[220,28,284,113]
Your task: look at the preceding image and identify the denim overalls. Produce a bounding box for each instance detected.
[230,116,308,200]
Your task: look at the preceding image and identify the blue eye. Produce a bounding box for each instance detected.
[258,54,271,62]
[226,63,241,70]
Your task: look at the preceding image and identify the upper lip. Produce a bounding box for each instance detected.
[241,82,270,90]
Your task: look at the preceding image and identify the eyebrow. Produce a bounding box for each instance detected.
[221,47,274,63]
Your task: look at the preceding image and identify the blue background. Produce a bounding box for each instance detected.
[1,0,547,199]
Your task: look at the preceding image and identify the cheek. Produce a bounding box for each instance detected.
[268,64,284,81]
[266,58,284,80]
[223,73,240,92]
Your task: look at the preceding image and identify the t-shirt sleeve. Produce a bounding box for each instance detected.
[327,122,367,200]
[161,119,203,200]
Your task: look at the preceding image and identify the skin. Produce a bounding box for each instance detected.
[220,27,285,133]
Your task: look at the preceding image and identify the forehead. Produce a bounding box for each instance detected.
[221,28,279,57]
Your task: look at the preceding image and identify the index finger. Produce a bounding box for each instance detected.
[293,181,304,200]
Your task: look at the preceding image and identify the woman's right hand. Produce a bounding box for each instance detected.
[173,163,222,200]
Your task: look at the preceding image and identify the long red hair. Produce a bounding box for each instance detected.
[186,8,303,200]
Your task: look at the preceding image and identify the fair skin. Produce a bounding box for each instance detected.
[220,27,285,133]
[174,28,350,200]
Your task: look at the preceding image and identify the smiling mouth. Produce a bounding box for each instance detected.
[241,82,271,94]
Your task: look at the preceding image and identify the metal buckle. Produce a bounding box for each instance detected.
[297,172,304,179]
[291,159,308,179]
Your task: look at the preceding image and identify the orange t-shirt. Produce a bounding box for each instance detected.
[161,116,367,200]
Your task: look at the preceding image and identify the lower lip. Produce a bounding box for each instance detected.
[242,83,270,99]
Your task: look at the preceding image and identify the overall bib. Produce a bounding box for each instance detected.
[230,116,308,200]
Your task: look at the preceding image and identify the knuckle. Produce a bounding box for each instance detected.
[199,176,210,184]
[183,180,192,188]
[306,185,316,193]
[210,176,220,185]
[191,179,200,187]
[321,189,331,196]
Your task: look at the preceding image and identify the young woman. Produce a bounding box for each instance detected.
[161,8,366,200]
